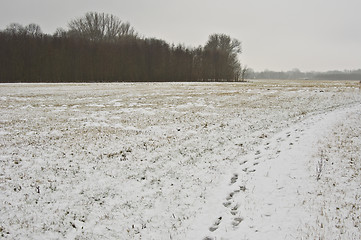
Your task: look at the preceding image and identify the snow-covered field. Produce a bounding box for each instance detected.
[0,80,360,239]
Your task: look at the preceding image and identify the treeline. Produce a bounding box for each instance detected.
[0,12,245,83]
[249,68,361,80]
[313,70,361,80]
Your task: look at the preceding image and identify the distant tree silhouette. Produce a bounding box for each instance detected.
[252,69,361,80]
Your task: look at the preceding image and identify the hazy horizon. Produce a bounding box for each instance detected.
[1,0,360,72]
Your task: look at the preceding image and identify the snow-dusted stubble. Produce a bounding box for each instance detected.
[0,80,360,239]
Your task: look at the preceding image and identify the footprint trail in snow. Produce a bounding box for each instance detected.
[198,105,360,240]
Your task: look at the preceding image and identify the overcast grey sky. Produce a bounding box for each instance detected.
[1,0,360,72]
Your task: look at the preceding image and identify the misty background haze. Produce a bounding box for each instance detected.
[0,0,360,72]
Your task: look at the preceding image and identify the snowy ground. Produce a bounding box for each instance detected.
[0,80,360,239]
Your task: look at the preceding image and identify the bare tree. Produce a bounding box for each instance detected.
[5,23,26,35]
[5,23,42,37]
[68,12,136,41]
[25,24,42,37]
[240,65,248,82]
[204,34,242,81]
[53,28,67,38]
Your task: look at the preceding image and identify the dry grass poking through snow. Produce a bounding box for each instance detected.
[301,109,361,239]
[0,80,360,239]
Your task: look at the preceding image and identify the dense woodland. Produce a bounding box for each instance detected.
[0,12,245,83]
